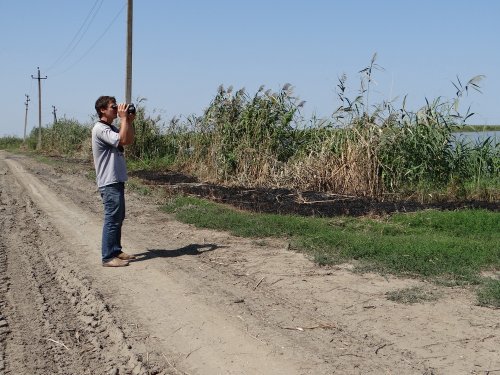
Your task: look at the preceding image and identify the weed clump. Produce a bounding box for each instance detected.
[386,286,442,304]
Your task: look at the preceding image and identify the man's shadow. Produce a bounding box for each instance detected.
[131,243,222,262]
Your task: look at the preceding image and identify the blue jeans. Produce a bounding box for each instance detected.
[99,182,125,262]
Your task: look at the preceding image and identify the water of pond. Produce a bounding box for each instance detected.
[452,131,499,145]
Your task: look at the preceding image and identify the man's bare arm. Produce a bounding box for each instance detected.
[117,103,135,145]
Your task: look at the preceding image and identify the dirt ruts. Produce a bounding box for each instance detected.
[0,159,163,374]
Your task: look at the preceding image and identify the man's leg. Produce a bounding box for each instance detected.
[100,183,127,264]
[111,186,135,260]
[111,192,124,257]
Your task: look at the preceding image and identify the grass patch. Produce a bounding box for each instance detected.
[162,195,499,305]
[386,286,441,304]
[86,169,96,182]
[126,178,152,196]
[477,280,500,308]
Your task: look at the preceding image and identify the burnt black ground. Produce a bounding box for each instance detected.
[129,169,499,217]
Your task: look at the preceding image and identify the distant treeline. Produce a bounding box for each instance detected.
[454,125,500,132]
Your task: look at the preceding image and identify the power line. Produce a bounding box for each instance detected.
[51,4,126,77]
[45,0,104,72]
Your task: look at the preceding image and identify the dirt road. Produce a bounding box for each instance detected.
[0,150,498,374]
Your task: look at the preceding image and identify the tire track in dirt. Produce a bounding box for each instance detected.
[0,199,9,374]
[0,158,165,374]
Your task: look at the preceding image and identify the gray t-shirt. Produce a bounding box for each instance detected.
[91,121,128,187]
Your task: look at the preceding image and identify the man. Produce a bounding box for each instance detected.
[92,96,136,267]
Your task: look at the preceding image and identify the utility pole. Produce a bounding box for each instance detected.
[23,94,30,143]
[31,67,47,150]
[52,105,58,124]
[125,0,133,104]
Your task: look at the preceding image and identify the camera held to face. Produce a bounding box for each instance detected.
[110,103,136,115]
[127,103,136,115]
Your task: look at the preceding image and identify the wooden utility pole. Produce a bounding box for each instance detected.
[31,67,47,149]
[52,105,58,124]
[125,0,133,104]
[23,94,30,143]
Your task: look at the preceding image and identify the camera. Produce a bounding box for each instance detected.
[110,103,136,115]
[127,103,136,115]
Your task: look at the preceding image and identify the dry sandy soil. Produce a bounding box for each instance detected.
[0,150,498,375]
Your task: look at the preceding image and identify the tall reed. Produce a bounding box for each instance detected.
[125,100,171,162]
[177,84,305,185]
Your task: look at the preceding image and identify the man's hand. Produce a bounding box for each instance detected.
[117,103,135,145]
[117,103,136,121]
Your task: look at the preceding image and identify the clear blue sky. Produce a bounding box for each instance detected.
[1,0,499,137]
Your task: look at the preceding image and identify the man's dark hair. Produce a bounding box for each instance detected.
[95,96,116,117]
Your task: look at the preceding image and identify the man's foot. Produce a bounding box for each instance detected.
[102,257,129,267]
[116,252,136,260]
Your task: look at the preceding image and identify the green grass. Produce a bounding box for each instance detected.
[162,195,499,305]
[477,279,500,308]
[126,178,153,196]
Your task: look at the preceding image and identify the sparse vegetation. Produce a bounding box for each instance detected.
[477,279,500,308]
[386,286,442,304]
[126,178,153,196]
